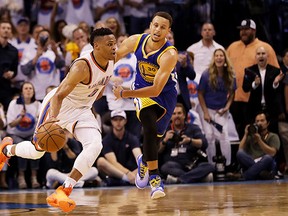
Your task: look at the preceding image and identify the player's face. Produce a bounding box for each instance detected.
[150,16,170,42]
[96,34,117,60]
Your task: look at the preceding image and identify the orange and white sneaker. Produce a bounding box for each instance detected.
[46,186,75,213]
[0,137,13,171]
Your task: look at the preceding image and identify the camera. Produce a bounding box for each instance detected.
[170,132,183,144]
[247,123,259,135]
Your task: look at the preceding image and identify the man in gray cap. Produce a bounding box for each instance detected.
[227,19,279,139]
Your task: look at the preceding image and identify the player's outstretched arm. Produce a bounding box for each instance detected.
[114,48,178,99]
[115,34,140,62]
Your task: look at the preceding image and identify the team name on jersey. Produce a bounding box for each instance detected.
[88,76,112,89]
[87,75,112,97]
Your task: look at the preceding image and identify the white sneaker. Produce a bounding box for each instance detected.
[149,175,165,200]
[135,154,149,189]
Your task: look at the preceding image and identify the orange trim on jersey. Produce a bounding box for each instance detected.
[156,46,177,65]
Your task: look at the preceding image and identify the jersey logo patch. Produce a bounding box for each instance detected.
[138,61,158,83]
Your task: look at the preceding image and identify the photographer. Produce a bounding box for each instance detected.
[236,111,280,180]
[159,103,215,184]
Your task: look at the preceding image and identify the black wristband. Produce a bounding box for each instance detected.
[162,140,167,145]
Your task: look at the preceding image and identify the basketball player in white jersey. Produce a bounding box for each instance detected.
[0,27,116,213]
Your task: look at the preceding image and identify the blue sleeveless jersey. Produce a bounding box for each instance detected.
[133,33,177,92]
[133,34,178,136]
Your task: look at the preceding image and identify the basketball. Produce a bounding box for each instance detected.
[35,122,67,152]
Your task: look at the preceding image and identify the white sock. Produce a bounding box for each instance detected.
[5,145,13,157]
[63,176,77,188]
[122,174,129,182]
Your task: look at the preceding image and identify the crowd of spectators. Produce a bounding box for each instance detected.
[0,0,288,189]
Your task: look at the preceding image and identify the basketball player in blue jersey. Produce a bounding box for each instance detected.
[113,11,178,199]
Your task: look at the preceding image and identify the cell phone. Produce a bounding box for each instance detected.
[39,35,49,47]
[210,120,223,133]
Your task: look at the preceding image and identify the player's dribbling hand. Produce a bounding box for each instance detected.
[112,85,123,100]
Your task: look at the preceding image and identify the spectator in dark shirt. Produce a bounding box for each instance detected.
[243,46,284,133]
[159,103,215,184]
[97,110,142,186]
[166,31,196,114]
[0,20,18,111]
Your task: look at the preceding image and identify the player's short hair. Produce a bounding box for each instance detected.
[90,27,114,46]
[152,11,173,28]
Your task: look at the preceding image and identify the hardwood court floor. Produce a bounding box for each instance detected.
[1,180,288,216]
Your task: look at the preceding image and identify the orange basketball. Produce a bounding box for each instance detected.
[35,122,67,152]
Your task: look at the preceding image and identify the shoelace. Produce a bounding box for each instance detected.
[150,176,161,187]
[139,163,148,179]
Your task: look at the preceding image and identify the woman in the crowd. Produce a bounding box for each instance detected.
[198,48,236,167]
[6,82,42,189]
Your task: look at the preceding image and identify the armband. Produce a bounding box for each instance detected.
[162,140,167,145]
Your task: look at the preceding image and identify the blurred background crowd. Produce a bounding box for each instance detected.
[1,0,288,190]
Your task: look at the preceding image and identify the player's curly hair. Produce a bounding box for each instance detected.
[90,27,113,46]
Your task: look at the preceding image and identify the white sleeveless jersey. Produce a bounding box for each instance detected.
[64,52,114,109]
[37,52,113,134]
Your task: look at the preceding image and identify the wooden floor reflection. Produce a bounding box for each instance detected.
[1,180,288,215]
